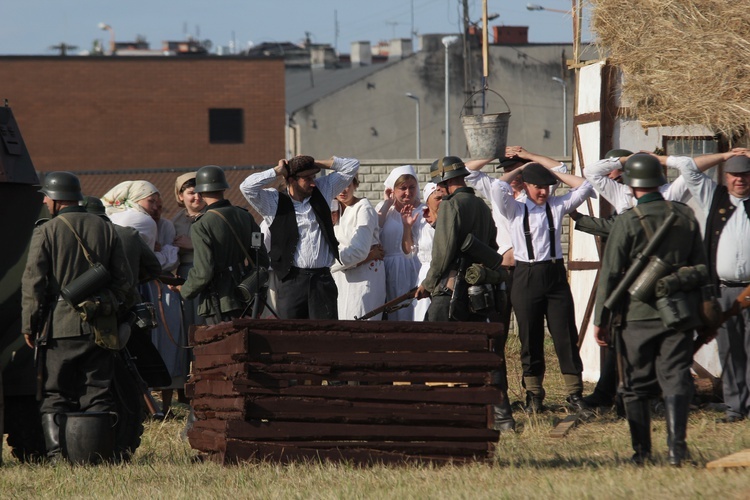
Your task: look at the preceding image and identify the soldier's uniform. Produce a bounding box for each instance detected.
[594,154,707,466]
[180,166,269,324]
[21,172,132,460]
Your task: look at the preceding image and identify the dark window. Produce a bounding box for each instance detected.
[209,108,244,144]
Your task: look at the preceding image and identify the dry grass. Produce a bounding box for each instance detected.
[590,0,750,137]
[3,333,750,499]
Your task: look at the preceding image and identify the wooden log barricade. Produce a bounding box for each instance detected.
[186,319,505,465]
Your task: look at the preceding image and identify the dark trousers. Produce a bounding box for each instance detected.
[426,294,487,322]
[511,260,583,379]
[41,335,115,416]
[277,267,338,319]
[716,285,750,418]
[618,319,693,405]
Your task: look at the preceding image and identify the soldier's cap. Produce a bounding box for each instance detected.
[287,156,323,178]
[522,163,557,186]
[724,155,750,174]
[81,195,110,220]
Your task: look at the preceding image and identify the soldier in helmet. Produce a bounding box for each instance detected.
[21,172,132,461]
[176,165,269,324]
[594,153,708,466]
[240,155,359,319]
[491,162,594,414]
[415,156,515,432]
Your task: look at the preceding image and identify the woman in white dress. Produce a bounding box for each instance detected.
[413,182,444,321]
[377,165,423,321]
[331,177,386,320]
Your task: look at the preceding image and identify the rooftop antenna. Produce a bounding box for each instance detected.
[334,9,339,54]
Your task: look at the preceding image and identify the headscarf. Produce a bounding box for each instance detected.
[384,164,418,190]
[109,209,158,250]
[174,172,197,207]
[422,182,437,203]
[101,180,160,216]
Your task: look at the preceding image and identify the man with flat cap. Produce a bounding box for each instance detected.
[241,155,359,319]
[671,150,750,423]
[491,162,594,413]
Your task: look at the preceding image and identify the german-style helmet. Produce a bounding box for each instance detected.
[38,171,83,201]
[622,153,667,188]
[430,156,469,183]
[195,165,229,193]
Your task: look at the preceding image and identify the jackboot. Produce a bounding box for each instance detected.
[665,395,690,467]
[624,399,651,465]
[41,413,62,463]
[490,396,516,433]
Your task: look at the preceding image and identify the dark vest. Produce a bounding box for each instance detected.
[704,185,750,283]
[269,188,339,280]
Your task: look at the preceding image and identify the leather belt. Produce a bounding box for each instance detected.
[719,280,750,288]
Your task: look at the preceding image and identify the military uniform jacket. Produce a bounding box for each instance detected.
[180,199,270,317]
[21,206,133,339]
[422,187,497,294]
[594,193,707,325]
[114,224,161,302]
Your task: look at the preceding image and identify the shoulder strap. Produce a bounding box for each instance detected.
[208,209,256,267]
[631,205,655,240]
[58,215,97,267]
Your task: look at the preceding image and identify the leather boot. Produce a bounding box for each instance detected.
[665,395,689,467]
[624,399,651,465]
[41,413,62,463]
[490,395,516,433]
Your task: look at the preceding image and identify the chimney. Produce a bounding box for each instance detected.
[388,38,413,60]
[350,41,372,66]
[492,26,529,44]
[310,45,337,68]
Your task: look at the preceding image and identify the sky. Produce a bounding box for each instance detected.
[1,0,590,56]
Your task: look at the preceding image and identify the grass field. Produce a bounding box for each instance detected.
[2,334,750,499]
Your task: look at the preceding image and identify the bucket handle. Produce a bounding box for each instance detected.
[460,88,511,118]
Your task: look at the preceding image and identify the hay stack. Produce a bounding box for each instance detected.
[591,0,750,138]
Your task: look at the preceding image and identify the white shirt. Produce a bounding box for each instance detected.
[584,157,690,214]
[492,180,594,263]
[467,162,568,254]
[240,156,359,269]
[670,155,750,282]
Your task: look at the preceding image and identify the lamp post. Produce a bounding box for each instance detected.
[98,22,115,55]
[442,35,459,156]
[551,76,568,157]
[526,3,569,14]
[405,93,421,159]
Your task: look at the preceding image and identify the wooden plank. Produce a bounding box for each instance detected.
[231,318,499,336]
[193,353,248,371]
[190,321,239,345]
[191,396,245,411]
[226,420,498,442]
[191,363,249,381]
[244,397,488,426]
[233,384,504,405]
[223,439,476,465]
[706,449,750,469]
[243,351,502,370]
[549,414,579,438]
[236,370,491,386]
[187,428,226,453]
[193,331,248,356]
[191,379,237,397]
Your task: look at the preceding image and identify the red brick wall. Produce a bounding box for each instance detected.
[0,56,284,172]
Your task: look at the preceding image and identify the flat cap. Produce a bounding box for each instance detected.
[522,162,557,186]
[725,155,750,174]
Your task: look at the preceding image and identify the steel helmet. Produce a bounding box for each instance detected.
[622,154,667,188]
[604,148,633,159]
[81,195,107,217]
[430,156,469,183]
[194,165,229,193]
[38,171,83,201]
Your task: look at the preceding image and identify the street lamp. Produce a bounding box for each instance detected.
[442,35,459,156]
[405,93,421,159]
[551,76,568,157]
[98,22,115,55]
[526,3,569,14]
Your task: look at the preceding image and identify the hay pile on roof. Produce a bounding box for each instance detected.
[591,0,750,137]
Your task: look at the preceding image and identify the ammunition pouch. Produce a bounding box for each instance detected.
[468,284,495,314]
[654,264,710,331]
[465,263,508,286]
[128,302,158,330]
[628,256,671,302]
[78,288,122,351]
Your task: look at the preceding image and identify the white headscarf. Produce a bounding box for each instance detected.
[102,180,160,215]
[109,210,158,250]
[422,182,437,203]
[384,164,418,190]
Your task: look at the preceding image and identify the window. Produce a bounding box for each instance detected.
[209,108,244,144]
[663,136,718,157]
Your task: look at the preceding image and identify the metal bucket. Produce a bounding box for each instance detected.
[57,411,117,465]
[460,89,511,159]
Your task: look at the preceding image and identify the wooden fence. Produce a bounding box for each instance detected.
[186,319,505,465]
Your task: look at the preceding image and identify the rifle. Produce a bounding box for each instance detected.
[603,211,679,312]
[118,347,165,419]
[356,287,418,320]
[449,256,470,321]
[693,282,750,355]
[33,298,54,402]
[157,274,185,286]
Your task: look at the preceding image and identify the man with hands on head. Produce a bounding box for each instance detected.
[240,154,359,319]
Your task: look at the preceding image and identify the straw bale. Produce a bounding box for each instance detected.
[590,0,750,137]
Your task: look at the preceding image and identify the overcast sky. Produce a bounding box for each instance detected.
[1,0,590,55]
